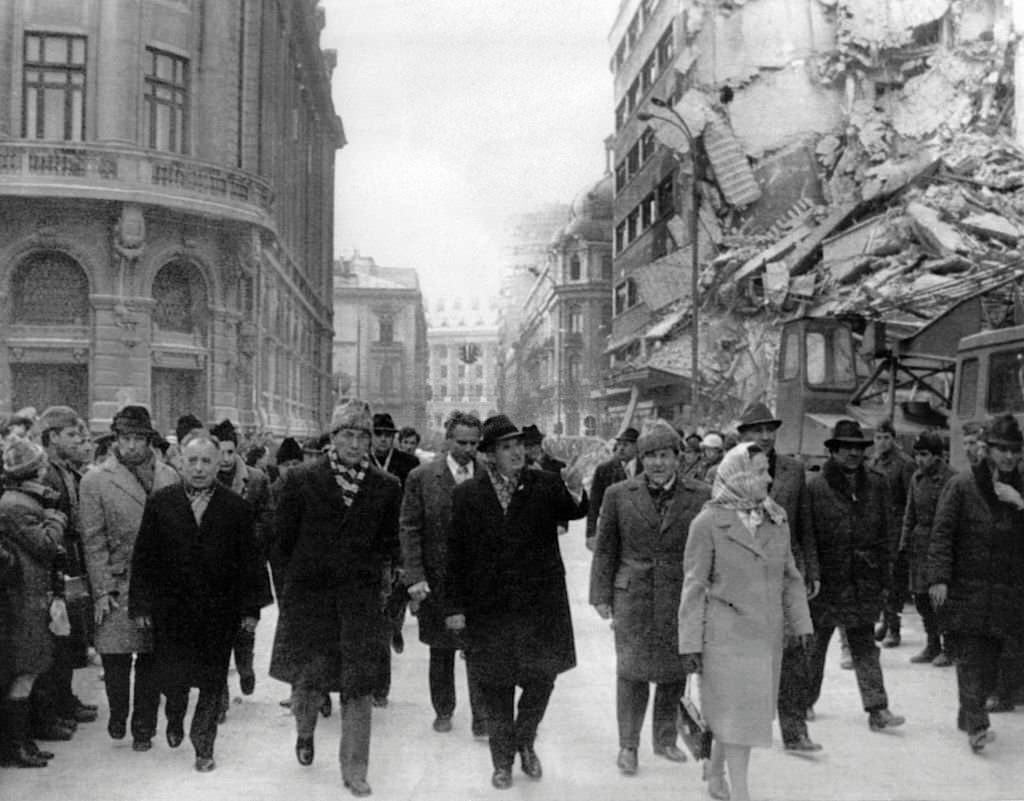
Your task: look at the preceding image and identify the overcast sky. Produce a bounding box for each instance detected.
[321,0,618,300]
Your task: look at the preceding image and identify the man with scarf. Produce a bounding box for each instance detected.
[928,413,1024,752]
[269,400,401,797]
[210,420,273,706]
[445,414,587,790]
[805,420,905,732]
[80,405,179,750]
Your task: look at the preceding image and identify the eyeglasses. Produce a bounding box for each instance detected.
[453,439,479,446]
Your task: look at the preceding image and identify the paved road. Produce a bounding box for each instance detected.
[8,519,1024,801]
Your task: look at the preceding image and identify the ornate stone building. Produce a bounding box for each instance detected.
[332,253,427,431]
[0,1,342,437]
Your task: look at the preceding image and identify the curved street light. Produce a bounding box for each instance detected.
[637,100,702,422]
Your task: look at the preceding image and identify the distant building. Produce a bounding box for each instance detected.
[424,295,501,440]
[0,1,342,436]
[332,253,427,430]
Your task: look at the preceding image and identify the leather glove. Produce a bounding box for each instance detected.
[681,652,702,675]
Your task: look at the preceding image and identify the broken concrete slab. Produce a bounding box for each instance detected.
[822,215,904,270]
[906,201,969,254]
[960,212,1022,244]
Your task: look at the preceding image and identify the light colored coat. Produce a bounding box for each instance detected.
[79,455,179,653]
[678,506,812,747]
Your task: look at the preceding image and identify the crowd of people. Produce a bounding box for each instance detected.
[1,398,1023,800]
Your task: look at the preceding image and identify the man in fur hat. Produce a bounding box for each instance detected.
[269,400,401,797]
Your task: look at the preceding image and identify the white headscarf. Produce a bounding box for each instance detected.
[710,442,786,534]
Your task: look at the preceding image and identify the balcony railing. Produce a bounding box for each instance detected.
[0,141,274,221]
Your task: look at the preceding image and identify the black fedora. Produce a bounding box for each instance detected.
[736,402,782,431]
[372,413,397,434]
[616,427,640,443]
[982,413,1023,450]
[520,424,544,445]
[824,419,872,450]
[480,414,522,452]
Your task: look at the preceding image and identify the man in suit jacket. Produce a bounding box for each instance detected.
[590,421,709,775]
[736,402,821,752]
[585,427,641,551]
[445,415,587,790]
[269,400,401,798]
[130,433,266,773]
[401,411,488,736]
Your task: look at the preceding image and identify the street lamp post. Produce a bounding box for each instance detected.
[638,98,701,422]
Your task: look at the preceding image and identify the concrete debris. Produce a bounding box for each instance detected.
[906,201,970,255]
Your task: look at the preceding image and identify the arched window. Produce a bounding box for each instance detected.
[152,260,207,334]
[12,251,89,325]
[569,253,582,281]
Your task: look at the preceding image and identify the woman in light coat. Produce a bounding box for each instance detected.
[678,443,812,801]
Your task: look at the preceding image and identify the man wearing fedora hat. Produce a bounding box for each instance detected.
[927,413,1024,753]
[445,414,587,790]
[805,419,906,732]
[736,402,821,752]
[585,427,641,552]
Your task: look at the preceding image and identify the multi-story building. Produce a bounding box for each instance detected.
[0,1,342,437]
[424,295,500,441]
[500,176,614,437]
[332,253,427,431]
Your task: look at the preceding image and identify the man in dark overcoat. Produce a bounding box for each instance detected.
[130,433,266,773]
[584,427,640,552]
[736,402,821,751]
[400,411,487,736]
[900,431,954,667]
[445,414,587,790]
[927,413,1024,752]
[269,400,401,798]
[805,420,905,731]
[590,421,709,775]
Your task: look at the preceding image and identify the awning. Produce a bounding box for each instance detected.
[605,366,690,391]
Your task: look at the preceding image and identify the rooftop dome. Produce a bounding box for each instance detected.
[560,174,613,242]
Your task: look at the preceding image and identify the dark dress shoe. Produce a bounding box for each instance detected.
[74,697,99,713]
[519,745,542,779]
[34,723,74,741]
[296,735,314,766]
[24,740,54,760]
[654,743,688,762]
[132,738,152,752]
[617,747,638,775]
[432,716,452,733]
[471,721,488,738]
[57,717,78,731]
[73,705,98,723]
[239,673,255,696]
[194,756,216,772]
[491,767,513,789]
[166,724,184,749]
[107,719,127,740]
[0,743,49,767]
[344,777,372,797]
[784,735,823,752]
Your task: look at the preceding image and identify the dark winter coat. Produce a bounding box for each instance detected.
[129,484,266,690]
[926,462,1024,639]
[79,454,179,653]
[589,475,709,682]
[0,539,18,687]
[868,449,916,559]
[0,481,65,678]
[585,456,641,540]
[373,448,420,488]
[269,457,401,699]
[219,456,274,608]
[399,456,476,648]
[769,452,819,585]
[899,460,955,594]
[445,468,587,685]
[806,460,891,627]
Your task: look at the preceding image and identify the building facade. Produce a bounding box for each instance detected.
[332,253,427,431]
[500,176,614,437]
[0,0,342,437]
[424,295,500,441]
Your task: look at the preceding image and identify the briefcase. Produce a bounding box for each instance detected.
[677,677,712,761]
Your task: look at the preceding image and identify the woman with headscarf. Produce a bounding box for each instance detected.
[678,442,813,801]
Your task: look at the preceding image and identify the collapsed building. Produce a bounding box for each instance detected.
[604,0,1023,434]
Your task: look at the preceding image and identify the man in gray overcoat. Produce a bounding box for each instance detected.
[269,400,401,798]
[400,411,488,736]
[590,420,709,776]
[80,405,179,750]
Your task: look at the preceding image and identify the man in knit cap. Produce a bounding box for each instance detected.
[269,399,401,797]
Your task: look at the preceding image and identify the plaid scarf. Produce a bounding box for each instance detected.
[329,449,368,508]
[185,486,214,525]
[486,465,520,513]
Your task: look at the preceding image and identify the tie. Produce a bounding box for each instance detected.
[455,465,470,485]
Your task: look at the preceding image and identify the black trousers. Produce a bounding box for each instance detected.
[946,633,1002,735]
[615,677,683,749]
[372,643,390,701]
[883,551,909,626]
[913,593,941,647]
[30,660,73,728]
[994,636,1024,705]
[481,678,555,770]
[230,628,255,680]
[100,653,159,740]
[428,647,487,730]
[164,683,222,759]
[808,622,888,713]
[777,641,813,743]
